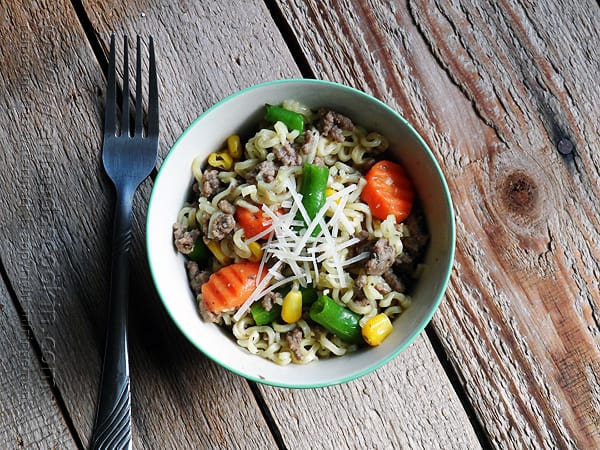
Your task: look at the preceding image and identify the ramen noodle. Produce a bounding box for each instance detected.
[173,101,429,365]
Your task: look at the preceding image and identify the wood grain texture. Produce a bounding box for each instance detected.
[0,1,108,445]
[0,279,77,449]
[6,0,595,448]
[260,336,481,449]
[0,1,281,448]
[274,0,600,448]
[81,1,480,449]
[82,0,300,163]
[410,2,600,448]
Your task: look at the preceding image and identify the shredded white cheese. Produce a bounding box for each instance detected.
[233,179,366,321]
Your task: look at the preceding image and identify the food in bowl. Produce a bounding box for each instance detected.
[172,100,429,365]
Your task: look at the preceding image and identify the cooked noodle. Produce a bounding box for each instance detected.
[173,103,428,365]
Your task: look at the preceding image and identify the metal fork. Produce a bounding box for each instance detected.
[91,34,159,450]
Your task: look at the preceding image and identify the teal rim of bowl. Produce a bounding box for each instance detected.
[146,78,456,388]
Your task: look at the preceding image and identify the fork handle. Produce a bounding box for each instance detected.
[91,186,135,450]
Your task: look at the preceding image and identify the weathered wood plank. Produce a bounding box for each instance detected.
[81,0,482,449]
[0,0,282,448]
[0,278,77,448]
[273,0,600,447]
[408,2,600,447]
[260,336,482,449]
[82,0,301,162]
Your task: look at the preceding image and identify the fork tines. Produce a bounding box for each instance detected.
[104,33,158,140]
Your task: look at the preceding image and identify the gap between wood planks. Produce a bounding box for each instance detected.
[262,2,493,448]
[68,0,491,448]
[0,258,85,450]
[248,382,289,450]
[424,325,493,449]
[68,1,289,448]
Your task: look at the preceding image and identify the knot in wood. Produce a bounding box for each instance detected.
[501,171,539,216]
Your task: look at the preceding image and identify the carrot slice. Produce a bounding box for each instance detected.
[361,160,415,222]
[201,261,265,313]
[235,206,275,239]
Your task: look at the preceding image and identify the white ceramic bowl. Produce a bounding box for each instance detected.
[147,79,455,388]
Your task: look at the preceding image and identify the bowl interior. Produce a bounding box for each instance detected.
[147,80,455,387]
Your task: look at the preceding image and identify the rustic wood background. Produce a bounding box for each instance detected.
[1,0,598,449]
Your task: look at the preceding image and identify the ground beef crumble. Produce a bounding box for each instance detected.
[318,108,355,142]
[246,160,277,184]
[217,199,236,215]
[261,291,282,312]
[382,269,406,293]
[351,292,371,308]
[395,208,429,271]
[201,169,221,197]
[365,238,396,276]
[312,156,325,167]
[386,206,430,292]
[173,223,200,254]
[186,260,210,296]
[354,274,391,302]
[207,212,235,240]
[187,261,221,323]
[274,142,302,166]
[286,327,304,361]
[300,129,317,155]
[198,299,221,323]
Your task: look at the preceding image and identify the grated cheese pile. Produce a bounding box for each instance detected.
[232,179,370,321]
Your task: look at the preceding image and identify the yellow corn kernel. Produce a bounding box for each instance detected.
[208,151,233,170]
[247,241,263,262]
[325,188,340,204]
[281,290,303,324]
[227,134,242,159]
[361,313,393,346]
[205,239,231,265]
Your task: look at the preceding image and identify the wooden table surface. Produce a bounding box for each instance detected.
[2,0,599,448]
